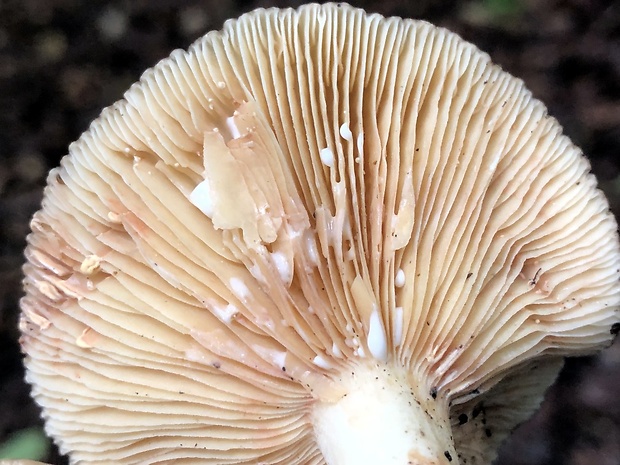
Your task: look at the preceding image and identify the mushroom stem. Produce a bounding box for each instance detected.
[312,362,455,465]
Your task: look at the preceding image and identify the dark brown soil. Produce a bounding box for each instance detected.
[1,1,619,464]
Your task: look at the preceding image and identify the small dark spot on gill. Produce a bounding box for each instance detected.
[529,267,542,286]
[458,413,468,425]
[466,272,473,279]
[282,366,286,372]
[611,323,620,335]
[430,387,437,399]
[472,402,485,419]
[444,451,453,462]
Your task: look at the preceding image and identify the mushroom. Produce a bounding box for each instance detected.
[19,3,620,465]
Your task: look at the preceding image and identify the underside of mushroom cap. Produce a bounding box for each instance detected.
[20,3,620,464]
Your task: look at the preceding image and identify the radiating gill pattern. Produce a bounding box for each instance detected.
[19,4,620,464]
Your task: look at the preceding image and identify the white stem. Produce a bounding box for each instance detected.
[312,362,456,465]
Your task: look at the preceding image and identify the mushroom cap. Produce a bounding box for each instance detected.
[20,3,620,464]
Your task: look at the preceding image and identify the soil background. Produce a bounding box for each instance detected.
[1,0,619,464]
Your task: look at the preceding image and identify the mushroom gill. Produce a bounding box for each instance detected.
[20,4,620,465]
